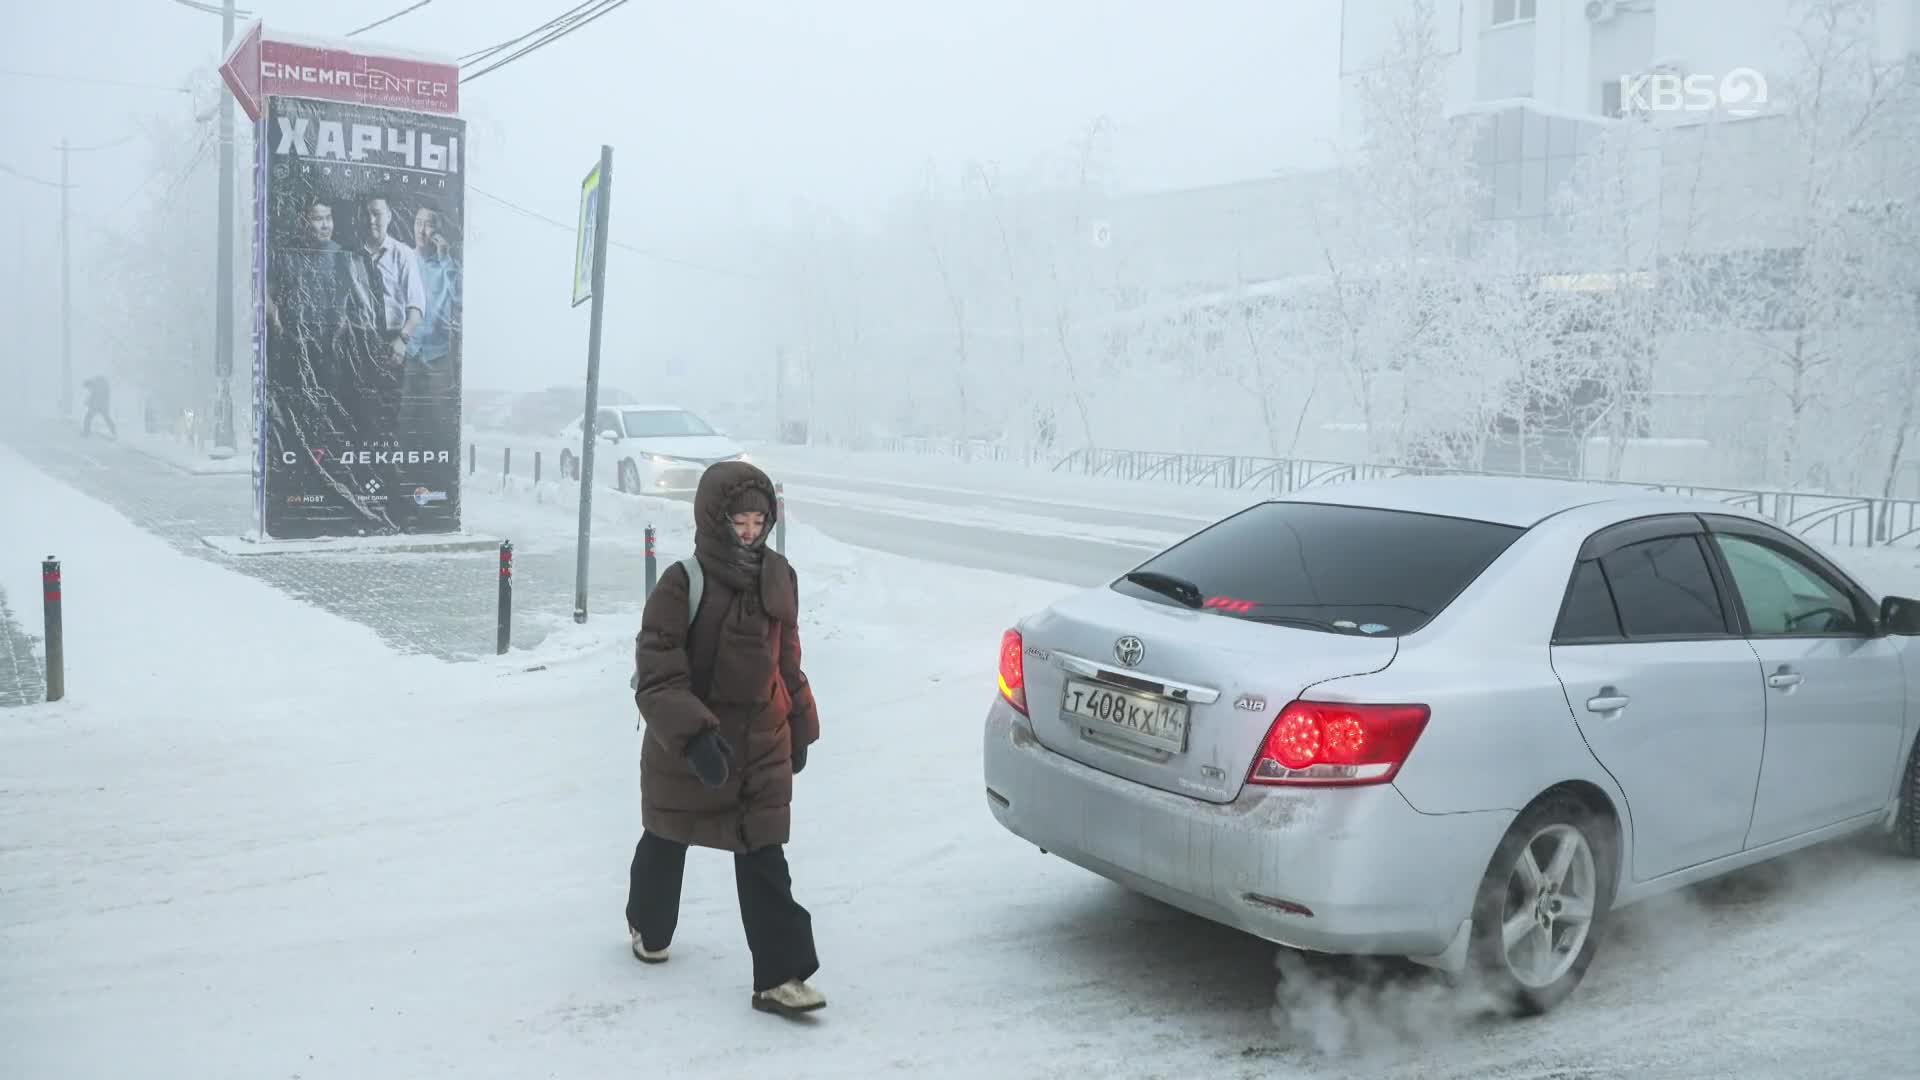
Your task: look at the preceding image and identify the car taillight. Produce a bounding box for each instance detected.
[997,629,1028,715]
[1247,701,1430,786]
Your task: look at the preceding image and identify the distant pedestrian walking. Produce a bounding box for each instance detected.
[81,376,116,438]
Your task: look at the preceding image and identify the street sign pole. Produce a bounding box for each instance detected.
[572,145,613,623]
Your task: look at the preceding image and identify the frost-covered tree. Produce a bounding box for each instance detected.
[1314,0,1486,463]
[91,74,227,433]
[1745,0,1913,490]
[1549,117,1672,480]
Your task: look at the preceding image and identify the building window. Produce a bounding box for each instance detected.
[1491,0,1537,27]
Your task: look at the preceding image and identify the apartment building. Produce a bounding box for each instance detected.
[1341,0,1919,130]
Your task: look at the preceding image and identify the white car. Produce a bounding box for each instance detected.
[984,477,1920,1015]
[555,405,748,495]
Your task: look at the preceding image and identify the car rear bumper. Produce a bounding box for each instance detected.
[982,698,1513,959]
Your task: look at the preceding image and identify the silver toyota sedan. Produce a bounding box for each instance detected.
[982,476,1920,1014]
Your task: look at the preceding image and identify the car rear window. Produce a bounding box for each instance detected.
[1112,501,1524,636]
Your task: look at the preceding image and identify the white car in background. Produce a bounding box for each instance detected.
[555,404,749,495]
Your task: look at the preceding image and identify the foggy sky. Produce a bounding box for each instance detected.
[0,0,1341,395]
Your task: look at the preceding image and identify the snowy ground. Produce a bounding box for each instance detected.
[4,444,1920,1078]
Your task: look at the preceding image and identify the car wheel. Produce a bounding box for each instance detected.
[1893,731,1920,858]
[618,459,639,494]
[1468,794,1613,1016]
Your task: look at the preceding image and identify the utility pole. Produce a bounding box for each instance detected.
[59,138,71,418]
[210,0,238,456]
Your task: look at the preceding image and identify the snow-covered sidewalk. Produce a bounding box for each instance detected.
[5,445,1920,1079]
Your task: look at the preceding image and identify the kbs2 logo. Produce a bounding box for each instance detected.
[1618,67,1768,117]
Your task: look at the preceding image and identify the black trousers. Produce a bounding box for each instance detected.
[625,830,820,993]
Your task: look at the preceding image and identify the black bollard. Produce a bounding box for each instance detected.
[42,556,63,702]
[534,450,543,485]
[503,446,512,477]
[469,443,477,475]
[644,525,657,596]
[496,540,513,655]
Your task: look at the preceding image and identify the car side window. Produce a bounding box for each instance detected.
[1598,535,1728,638]
[1554,558,1623,643]
[1711,534,1864,636]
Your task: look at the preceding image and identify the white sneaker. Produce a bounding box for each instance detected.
[630,929,668,964]
[752,978,827,1016]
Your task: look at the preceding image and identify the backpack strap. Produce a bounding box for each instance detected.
[632,557,707,698]
[681,556,704,631]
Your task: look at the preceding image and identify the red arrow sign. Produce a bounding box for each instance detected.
[219,19,265,121]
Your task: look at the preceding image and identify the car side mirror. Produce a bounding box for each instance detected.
[599,428,621,443]
[1881,595,1920,635]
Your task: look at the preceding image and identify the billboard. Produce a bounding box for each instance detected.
[256,95,466,538]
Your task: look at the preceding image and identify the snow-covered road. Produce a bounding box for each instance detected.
[4,445,1920,1078]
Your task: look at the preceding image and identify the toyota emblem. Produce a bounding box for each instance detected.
[1113,636,1146,667]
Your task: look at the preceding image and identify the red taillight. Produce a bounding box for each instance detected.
[1247,701,1430,786]
[997,628,1029,715]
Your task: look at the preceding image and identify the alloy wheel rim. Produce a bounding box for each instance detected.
[1498,823,1597,990]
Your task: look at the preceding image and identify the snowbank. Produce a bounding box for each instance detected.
[0,444,444,714]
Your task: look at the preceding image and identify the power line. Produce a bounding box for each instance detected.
[469,184,765,281]
[462,0,631,84]
[458,0,602,65]
[0,160,65,189]
[0,67,193,94]
[462,0,621,75]
[62,133,139,154]
[347,0,436,38]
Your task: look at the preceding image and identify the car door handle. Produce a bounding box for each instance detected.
[1767,672,1803,689]
[1586,693,1630,713]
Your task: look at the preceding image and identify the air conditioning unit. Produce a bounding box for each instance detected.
[1586,0,1620,22]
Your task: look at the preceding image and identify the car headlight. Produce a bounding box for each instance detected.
[646,454,675,466]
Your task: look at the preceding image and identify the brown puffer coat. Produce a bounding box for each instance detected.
[634,460,819,853]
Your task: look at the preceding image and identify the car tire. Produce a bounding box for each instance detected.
[618,459,639,494]
[1467,793,1615,1017]
[1893,732,1920,858]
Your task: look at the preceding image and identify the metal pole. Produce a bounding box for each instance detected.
[42,557,64,702]
[573,144,614,624]
[534,450,542,484]
[503,446,511,477]
[775,481,787,555]
[644,525,657,596]
[496,540,513,655]
[210,0,237,452]
[59,140,71,418]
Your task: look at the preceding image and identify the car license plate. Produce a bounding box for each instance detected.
[1062,678,1189,753]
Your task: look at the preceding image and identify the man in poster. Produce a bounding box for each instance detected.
[258,95,465,539]
[403,205,461,453]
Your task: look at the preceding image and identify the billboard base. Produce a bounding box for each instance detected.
[201,531,501,557]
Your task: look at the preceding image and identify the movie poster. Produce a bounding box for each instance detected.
[256,95,465,538]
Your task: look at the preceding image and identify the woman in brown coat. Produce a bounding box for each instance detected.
[625,459,826,1016]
